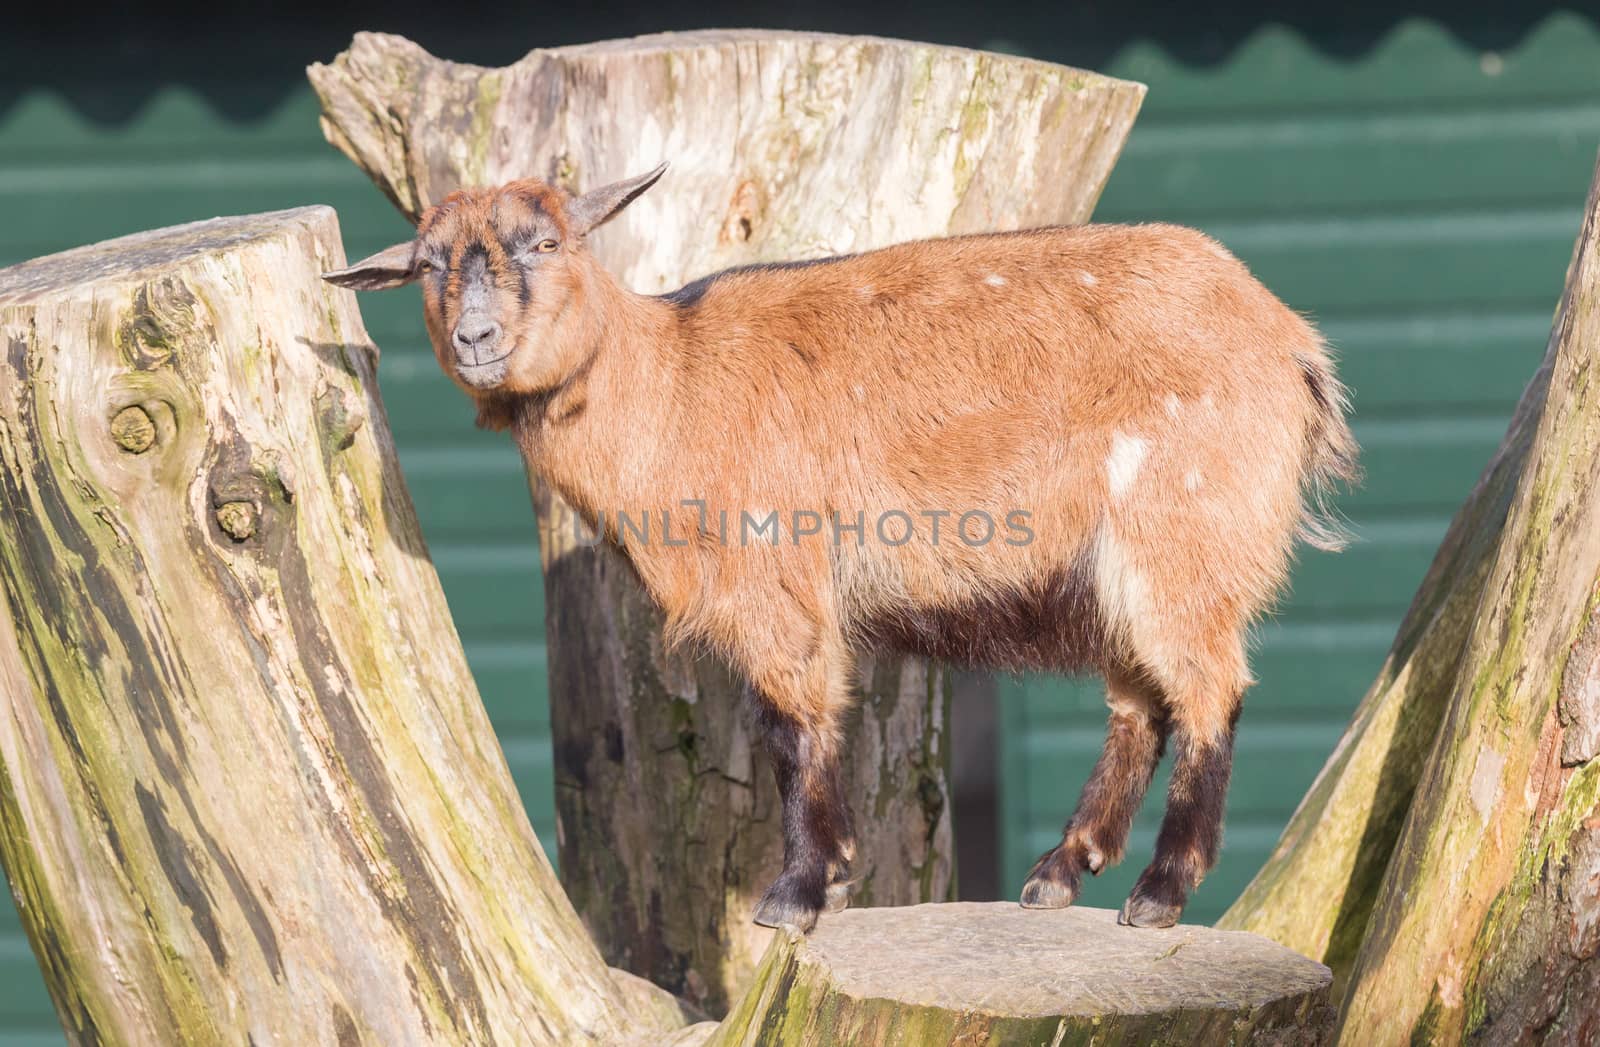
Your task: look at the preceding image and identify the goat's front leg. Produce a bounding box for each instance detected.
[745,667,855,932]
[1021,668,1167,909]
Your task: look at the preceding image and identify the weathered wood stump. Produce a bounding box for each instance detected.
[0,208,690,1045]
[690,904,1334,1045]
[310,29,1146,1012]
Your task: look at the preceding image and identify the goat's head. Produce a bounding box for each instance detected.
[324,163,667,393]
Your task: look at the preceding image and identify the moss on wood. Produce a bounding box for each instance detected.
[0,209,690,1045]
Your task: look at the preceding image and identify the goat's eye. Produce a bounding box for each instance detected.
[536,239,559,254]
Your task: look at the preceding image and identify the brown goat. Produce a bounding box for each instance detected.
[326,164,1358,932]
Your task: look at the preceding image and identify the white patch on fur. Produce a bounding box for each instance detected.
[1164,393,1183,417]
[983,272,1007,287]
[859,284,875,298]
[852,383,867,402]
[1093,528,1191,697]
[1184,468,1204,492]
[1079,271,1098,286]
[1093,528,1149,645]
[1105,431,1148,498]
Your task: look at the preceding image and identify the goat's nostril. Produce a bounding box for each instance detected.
[452,319,503,356]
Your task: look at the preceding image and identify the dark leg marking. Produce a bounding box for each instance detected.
[747,687,852,932]
[1021,679,1168,910]
[1120,708,1240,928]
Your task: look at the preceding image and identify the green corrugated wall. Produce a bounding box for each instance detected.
[0,9,1596,1041]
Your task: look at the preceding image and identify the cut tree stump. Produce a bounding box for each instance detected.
[688,904,1334,1046]
[310,29,1145,1013]
[0,208,692,1045]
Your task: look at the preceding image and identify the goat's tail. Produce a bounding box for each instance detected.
[1293,345,1360,552]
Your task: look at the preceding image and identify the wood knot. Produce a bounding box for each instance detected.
[118,278,200,370]
[315,385,366,453]
[110,405,157,453]
[215,501,258,541]
[207,441,291,552]
[721,180,763,245]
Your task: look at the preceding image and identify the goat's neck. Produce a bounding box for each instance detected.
[511,259,678,520]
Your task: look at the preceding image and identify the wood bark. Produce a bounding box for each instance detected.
[309,29,1145,1012]
[1328,159,1600,1044]
[682,904,1335,1046]
[0,208,691,1045]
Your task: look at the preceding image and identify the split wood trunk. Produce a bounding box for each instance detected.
[310,29,1145,1012]
[1225,158,1600,1042]
[0,208,692,1045]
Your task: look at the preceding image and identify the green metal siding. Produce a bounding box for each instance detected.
[1000,11,1600,922]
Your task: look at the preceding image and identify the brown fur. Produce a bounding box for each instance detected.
[326,167,1359,930]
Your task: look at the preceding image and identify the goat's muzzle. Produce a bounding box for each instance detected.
[452,314,510,387]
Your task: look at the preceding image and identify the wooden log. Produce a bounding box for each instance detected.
[0,209,691,1045]
[1331,159,1600,1044]
[309,29,1145,1013]
[682,904,1334,1045]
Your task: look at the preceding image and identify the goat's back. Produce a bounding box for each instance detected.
[657,224,1343,670]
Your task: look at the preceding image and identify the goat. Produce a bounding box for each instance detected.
[325,164,1358,932]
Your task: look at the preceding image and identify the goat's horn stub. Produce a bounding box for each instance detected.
[567,162,669,237]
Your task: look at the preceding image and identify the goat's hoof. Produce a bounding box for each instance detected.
[1019,846,1082,909]
[752,877,824,932]
[1019,874,1078,909]
[1118,889,1184,928]
[824,881,851,914]
[751,895,819,932]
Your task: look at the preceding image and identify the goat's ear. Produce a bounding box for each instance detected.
[322,241,421,290]
[567,162,668,237]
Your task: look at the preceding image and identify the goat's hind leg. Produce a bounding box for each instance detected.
[1021,669,1167,909]
[1120,634,1246,928]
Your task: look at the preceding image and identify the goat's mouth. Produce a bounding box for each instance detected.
[455,351,512,389]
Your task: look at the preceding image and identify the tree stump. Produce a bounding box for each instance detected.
[691,904,1333,1045]
[310,29,1145,1012]
[0,208,691,1045]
